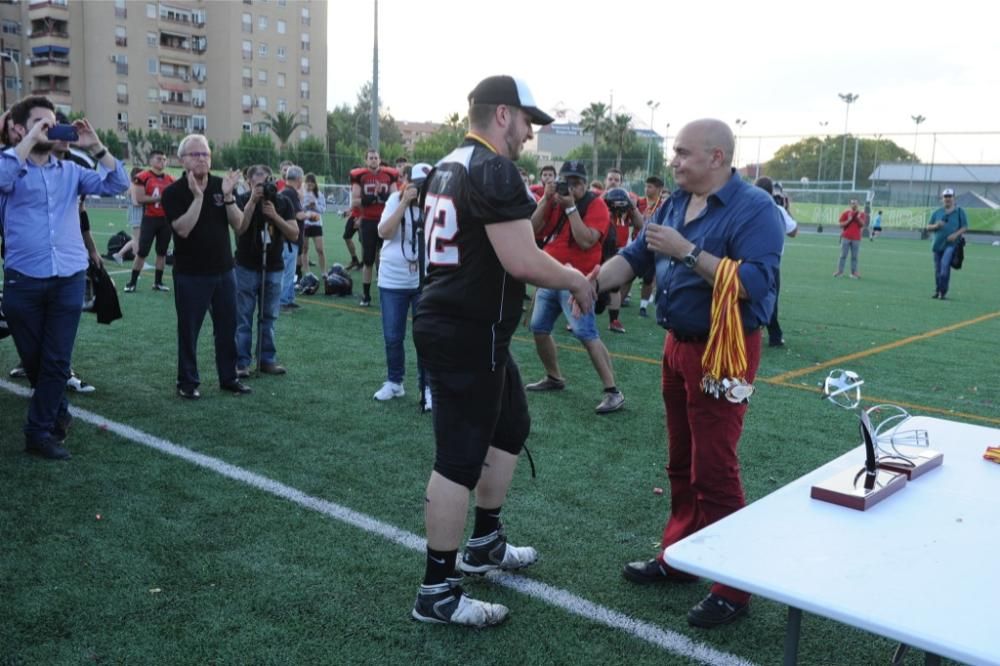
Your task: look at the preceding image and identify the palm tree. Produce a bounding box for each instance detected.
[258,110,310,150]
[608,113,633,170]
[579,102,609,181]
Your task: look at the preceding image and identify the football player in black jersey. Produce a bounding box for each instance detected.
[409,76,595,627]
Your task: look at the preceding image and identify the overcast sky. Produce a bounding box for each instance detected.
[327,0,1000,164]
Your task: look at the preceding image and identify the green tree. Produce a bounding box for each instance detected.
[127,128,148,164]
[565,131,664,189]
[766,135,916,189]
[145,130,177,159]
[579,102,609,182]
[607,113,634,170]
[284,135,328,176]
[258,110,309,151]
[411,113,466,166]
[96,129,124,160]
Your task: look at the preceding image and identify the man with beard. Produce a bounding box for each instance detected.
[0,96,128,459]
[410,75,594,627]
[349,148,398,306]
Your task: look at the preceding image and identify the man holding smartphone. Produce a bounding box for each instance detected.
[0,95,128,459]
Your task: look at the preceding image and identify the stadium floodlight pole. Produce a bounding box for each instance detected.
[734,118,747,172]
[909,114,925,204]
[370,0,380,149]
[817,121,829,183]
[646,100,660,175]
[838,93,859,188]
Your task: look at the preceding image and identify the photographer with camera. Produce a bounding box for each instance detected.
[602,171,645,333]
[1,95,128,458]
[233,165,298,377]
[373,163,433,409]
[526,160,624,414]
[350,148,398,307]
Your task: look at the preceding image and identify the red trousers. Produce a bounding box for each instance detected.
[657,330,761,605]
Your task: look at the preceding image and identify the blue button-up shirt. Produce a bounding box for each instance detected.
[0,148,129,278]
[619,170,783,334]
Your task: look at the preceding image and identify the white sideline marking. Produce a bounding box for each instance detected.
[0,378,755,666]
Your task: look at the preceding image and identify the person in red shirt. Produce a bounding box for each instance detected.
[602,169,643,332]
[834,198,866,278]
[526,160,624,414]
[635,175,667,315]
[349,148,398,306]
[529,164,556,200]
[125,150,175,292]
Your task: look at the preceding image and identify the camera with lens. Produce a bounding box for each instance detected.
[556,180,570,197]
[261,178,278,203]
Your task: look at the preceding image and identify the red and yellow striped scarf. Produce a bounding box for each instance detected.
[700,258,748,394]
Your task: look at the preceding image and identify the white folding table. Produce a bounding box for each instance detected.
[665,416,1000,666]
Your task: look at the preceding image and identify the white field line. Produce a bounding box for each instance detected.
[0,379,755,666]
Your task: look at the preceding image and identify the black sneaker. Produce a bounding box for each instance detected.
[458,525,537,575]
[411,583,508,627]
[359,297,372,307]
[622,558,699,584]
[124,283,137,293]
[177,386,201,400]
[152,283,170,292]
[25,437,71,460]
[9,365,26,379]
[687,593,749,628]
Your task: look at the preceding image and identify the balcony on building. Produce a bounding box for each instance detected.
[159,61,191,82]
[29,45,70,76]
[31,73,69,96]
[28,0,68,20]
[192,36,207,55]
[29,18,70,41]
[117,93,128,104]
[159,4,193,26]
[160,31,194,53]
[159,87,191,107]
[160,112,191,133]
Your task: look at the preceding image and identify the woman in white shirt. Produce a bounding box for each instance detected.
[301,173,327,276]
[373,163,432,411]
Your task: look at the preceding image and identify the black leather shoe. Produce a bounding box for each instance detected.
[177,387,201,400]
[259,363,287,375]
[622,558,698,585]
[25,438,71,460]
[687,593,749,628]
[221,381,253,395]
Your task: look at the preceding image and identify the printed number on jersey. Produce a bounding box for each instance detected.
[425,194,459,266]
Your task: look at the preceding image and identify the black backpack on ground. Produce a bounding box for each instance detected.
[105,231,134,260]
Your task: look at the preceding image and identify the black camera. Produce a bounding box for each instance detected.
[556,180,570,197]
[261,179,278,203]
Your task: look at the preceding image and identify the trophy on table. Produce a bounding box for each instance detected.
[867,403,943,479]
[810,370,909,511]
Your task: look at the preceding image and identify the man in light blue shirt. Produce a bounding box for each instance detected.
[0,95,128,459]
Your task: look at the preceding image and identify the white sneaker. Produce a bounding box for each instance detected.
[66,374,96,393]
[373,381,405,401]
[423,386,433,412]
[412,584,509,627]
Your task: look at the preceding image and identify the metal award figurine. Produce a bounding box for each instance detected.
[810,369,907,511]
[866,404,943,479]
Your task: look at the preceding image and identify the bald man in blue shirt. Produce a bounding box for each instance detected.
[590,118,783,629]
[1,95,128,460]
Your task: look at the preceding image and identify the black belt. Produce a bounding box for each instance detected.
[669,330,709,343]
[669,328,761,344]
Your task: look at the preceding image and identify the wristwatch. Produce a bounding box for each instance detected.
[682,245,702,269]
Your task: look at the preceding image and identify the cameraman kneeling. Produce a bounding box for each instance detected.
[233,165,298,376]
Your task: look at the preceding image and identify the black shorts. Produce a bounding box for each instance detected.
[137,215,171,258]
[426,358,531,489]
[304,224,323,238]
[343,216,359,240]
[359,218,383,266]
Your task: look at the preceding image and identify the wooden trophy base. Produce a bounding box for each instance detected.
[810,466,907,511]
[877,447,943,480]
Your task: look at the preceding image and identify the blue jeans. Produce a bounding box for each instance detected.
[933,246,957,296]
[529,287,600,341]
[280,242,298,306]
[235,265,283,369]
[173,270,238,390]
[3,268,85,444]
[379,286,424,386]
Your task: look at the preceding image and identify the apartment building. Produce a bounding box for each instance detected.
[0,0,326,150]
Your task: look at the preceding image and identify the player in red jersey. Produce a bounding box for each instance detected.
[125,150,175,292]
[349,149,398,306]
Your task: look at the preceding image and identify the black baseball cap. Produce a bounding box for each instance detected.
[468,75,555,126]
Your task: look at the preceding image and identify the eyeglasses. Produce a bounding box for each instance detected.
[183,151,211,158]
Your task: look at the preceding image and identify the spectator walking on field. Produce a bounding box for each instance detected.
[925,188,968,300]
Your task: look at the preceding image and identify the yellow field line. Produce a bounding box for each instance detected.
[766,310,1000,383]
[763,379,1000,427]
